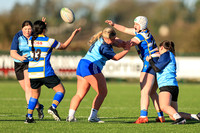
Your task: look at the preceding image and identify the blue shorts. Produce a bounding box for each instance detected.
[141,57,159,75]
[76,59,101,77]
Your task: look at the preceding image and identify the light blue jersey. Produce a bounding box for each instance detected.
[28,35,60,79]
[134,30,159,61]
[82,37,116,70]
[10,30,31,63]
[156,51,178,88]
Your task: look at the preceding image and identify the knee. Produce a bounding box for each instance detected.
[58,88,65,94]
[31,90,40,98]
[98,89,107,98]
[141,90,150,97]
[103,90,108,97]
[75,93,85,101]
[62,88,65,94]
[160,105,166,113]
[150,90,158,97]
[59,85,66,94]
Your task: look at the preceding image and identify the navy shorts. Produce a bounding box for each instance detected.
[30,75,61,89]
[76,59,101,77]
[141,57,159,75]
[14,62,29,80]
[159,86,179,102]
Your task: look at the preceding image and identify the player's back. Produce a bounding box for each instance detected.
[28,35,58,79]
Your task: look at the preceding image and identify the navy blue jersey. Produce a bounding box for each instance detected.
[150,51,178,88]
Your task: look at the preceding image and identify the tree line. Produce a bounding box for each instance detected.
[0,0,200,55]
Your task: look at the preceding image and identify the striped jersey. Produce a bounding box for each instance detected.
[10,30,31,63]
[82,37,116,70]
[28,35,60,79]
[134,30,159,61]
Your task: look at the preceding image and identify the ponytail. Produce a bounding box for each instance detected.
[31,33,37,52]
[159,40,176,56]
[88,31,103,46]
[88,27,116,46]
[31,20,47,53]
[169,41,175,56]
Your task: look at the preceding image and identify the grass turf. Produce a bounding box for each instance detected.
[0,81,199,133]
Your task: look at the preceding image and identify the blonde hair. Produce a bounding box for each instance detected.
[88,31,103,46]
[88,27,116,46]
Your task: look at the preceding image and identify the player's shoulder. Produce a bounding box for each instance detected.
[139,31,150,38]
[161,51,170,57]
[101,42,112,49]
[47,37,58,44]
[135,32,145,41]
[160,51,171,61]
[14,30,23,38]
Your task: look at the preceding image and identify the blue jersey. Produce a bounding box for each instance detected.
[134,30,159,61]
[28,35,60,79]
[153,51,178,88]
[82,37,116,70]
[10,30,31,63]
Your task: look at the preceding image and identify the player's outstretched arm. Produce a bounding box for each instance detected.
[58,28,81,50]
[112,37,129,49]
[105,20,135,36]
[112,42,130,61]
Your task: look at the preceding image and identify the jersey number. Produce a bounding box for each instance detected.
[33,49,41,61]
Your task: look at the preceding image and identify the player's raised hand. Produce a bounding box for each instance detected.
[42,17,47,24]
[105,20,114,26]
[72,28,81,36]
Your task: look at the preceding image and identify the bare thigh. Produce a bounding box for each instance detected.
[76,75,91,98]
[140,72,155,93]
[85,73,107,95]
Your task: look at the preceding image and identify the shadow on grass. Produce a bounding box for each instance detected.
[0,119,25,122]
[1,116,199,125]
[99,116,200,124]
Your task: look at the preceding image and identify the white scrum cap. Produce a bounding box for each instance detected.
[134,16,148,30]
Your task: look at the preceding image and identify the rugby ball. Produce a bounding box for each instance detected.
[60,7,75,23]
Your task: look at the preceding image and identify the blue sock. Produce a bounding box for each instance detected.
[27,97,38,118]
[157,111,164,117]
[140,110,148,117]
[52,92,64,109]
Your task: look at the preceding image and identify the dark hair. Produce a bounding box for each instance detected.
[159,40,176,56]
[22,20,32,28]
[31,20,47,52]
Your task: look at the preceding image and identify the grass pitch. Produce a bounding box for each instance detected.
[0,81,199,133]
